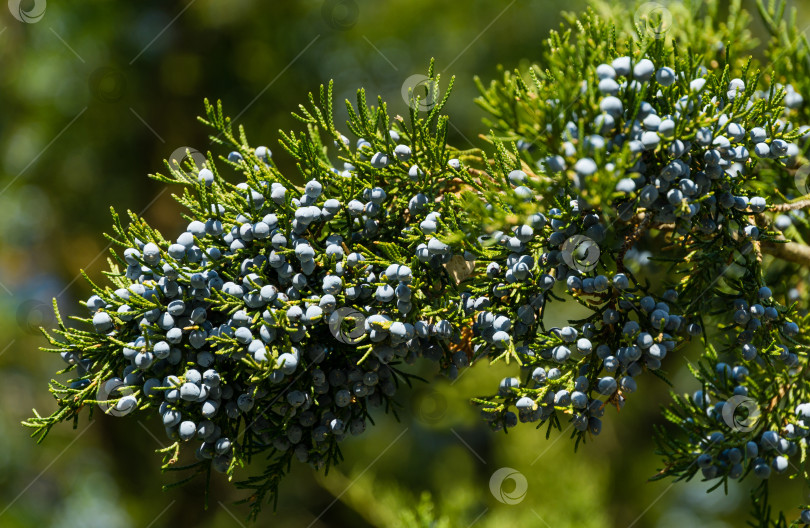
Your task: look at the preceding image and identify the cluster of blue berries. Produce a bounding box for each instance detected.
[544,58,805,239]
[29,39,810,520]
[66,128,484,476]
[685,398,804,482]
[465,54,808,461]
[657,285,807,487]
[31,82,519,510]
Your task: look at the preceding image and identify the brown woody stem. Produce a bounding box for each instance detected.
[771,199,810,212]
[760,240,810,267]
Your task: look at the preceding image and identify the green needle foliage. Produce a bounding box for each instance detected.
[23,1,810,525]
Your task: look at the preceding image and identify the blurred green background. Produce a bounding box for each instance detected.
[0,0,808,526]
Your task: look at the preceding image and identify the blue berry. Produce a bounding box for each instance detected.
[597,377,617,395]
[516,396,535,411]
[690,78,706,92]
[596,63,616,79]
[612,273,629,290]
[783,322,799,337]
[394,144,411,161]
[599,97,623,117]
[277,353,298,374]
[305,179,323,198]
[611,56,631,76]
[633,59,655,81]
[371,152,389,168]
[655,67,676,86]
[92,312,114,332]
